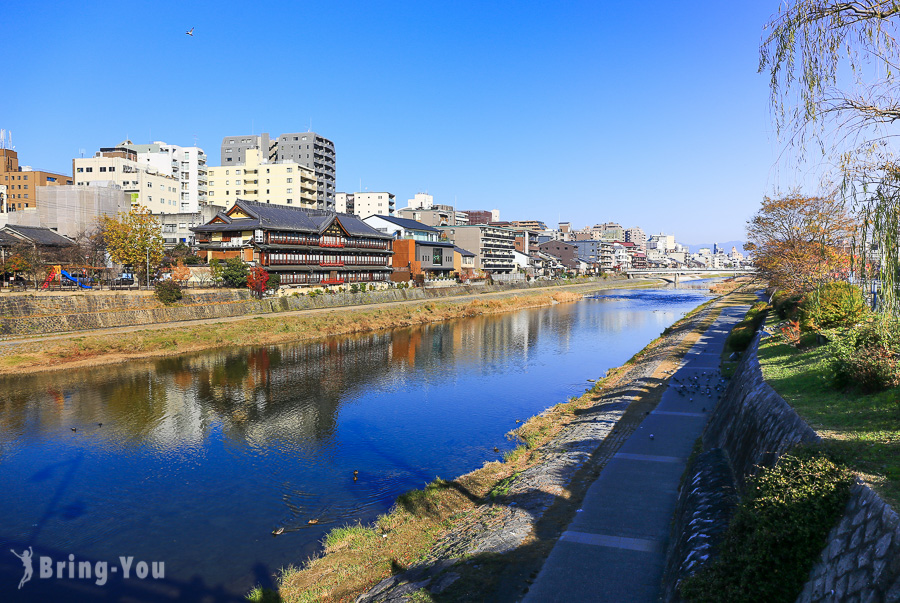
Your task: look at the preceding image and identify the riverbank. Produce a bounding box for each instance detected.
[259,286,758,602]
[0,278,672,376]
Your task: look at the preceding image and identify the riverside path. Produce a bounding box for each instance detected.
[523,304,750,602]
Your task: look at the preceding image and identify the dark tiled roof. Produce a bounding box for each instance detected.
[453,245,476,257]
[1,225,74,247]
[368,215,440,233]
[415,240,455,248]
[191,199,392,239]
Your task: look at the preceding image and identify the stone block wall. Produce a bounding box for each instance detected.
[664,332,900,602]
[0,278,617,337]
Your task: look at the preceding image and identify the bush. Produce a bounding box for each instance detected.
[727,301,769,352]
[830,319,900,393]
[183,254,203,266]
[154,280,183,305]
[799,282,869,331]
[267,273,280,290]
[772,291,803,320]
[680,450,855,603]
[222,257,248,288]
[349,284,360,294]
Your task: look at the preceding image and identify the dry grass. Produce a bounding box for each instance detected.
[262,288,748,603]
[0,289,589,376]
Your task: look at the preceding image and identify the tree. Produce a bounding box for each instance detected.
[99,206,164,286]
[209,258,224,287]
[760,1,900,313]
[247,265,269,298]
[746,193,857,294]
[172,259,191,284]
[222,257,248,288]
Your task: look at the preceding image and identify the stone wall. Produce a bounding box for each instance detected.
[664,332,900,602]
[0,278,620,337]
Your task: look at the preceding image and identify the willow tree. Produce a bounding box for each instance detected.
[760,0,900,313]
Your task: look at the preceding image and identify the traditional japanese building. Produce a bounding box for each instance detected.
[191,199,393,286]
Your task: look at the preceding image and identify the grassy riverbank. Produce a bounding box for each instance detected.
[253,286,750,603]
[757,333,900,508]
[0,280,666,376]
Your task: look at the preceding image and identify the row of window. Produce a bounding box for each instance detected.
[278,271,388,285]
[266,252,389,266]
[3,174,30,180]
[6,184,28,189]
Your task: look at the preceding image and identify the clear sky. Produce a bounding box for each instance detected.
[2,1,795,243]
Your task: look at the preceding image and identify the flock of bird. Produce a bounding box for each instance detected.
[669,371,727,409]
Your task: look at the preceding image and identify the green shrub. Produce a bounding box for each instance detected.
[222,257,248,288]
[154,280,183,305]
[680,450,855,603]
[772,291,803,320]
[800,283,869,331]
[830,319,900,393]
[726,301,769,351]
[349,284,360,294]
[266,273,280,290]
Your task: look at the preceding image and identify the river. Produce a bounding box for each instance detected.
[0,282,717,601]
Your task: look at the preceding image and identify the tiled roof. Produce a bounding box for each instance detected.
[1,225,74,247]
[192,199,392,239]
[453,245,476,257]
[368,215,440,233]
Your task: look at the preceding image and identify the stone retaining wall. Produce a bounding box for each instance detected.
[664,332,900,602]
[0,278,622,336]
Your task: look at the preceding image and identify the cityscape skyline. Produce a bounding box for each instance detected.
[2,1,794,242]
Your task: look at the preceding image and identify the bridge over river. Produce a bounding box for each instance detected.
[624,268,756,283]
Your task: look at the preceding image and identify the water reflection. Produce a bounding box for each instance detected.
[0,285,716,601]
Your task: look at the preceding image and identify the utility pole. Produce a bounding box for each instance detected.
[146,246,150,289]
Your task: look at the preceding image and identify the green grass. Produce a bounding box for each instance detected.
[757,332,900,507]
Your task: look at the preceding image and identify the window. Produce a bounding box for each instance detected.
[236,169,241,175]
[209,191,215,196]
[286,188,292,193]
[148,196,152,202]
[294,137,298,141]
[77,167,84,173]
[108,166,115,172]
[236,180,242,185]
[286,168,292,173]
[287,199,292,204]
[85,167,93,172]
[226,158,232,162]
[225,170,229,175]
[266,179,270,184]
[286,178,292,183]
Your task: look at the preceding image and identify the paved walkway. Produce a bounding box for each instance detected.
[523,304,749,602]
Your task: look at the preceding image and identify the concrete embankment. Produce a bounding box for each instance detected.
[0,278,635,337]
[663,331,900,602]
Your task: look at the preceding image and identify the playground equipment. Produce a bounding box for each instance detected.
[41,265,93,290]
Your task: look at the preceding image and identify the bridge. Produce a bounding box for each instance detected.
[623,268,756,283]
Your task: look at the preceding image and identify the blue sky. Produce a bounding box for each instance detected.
[2,1,793,243]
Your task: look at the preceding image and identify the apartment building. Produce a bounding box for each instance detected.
[73,145,179,212]
[436,224,514,273]
[624,226,647,250]
[207,148,317,209]
[335,192,395,218]
[0,149,73,212]
[220,131,336,209]
[128,141,208,212]
[397,206,458,227]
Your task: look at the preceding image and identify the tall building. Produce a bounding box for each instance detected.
[625,227,647,250]
[1,149,73,212]
[8,183,129,238]
[73,144,179,212]
[436,224,515,273]
[207,148,317,209]
[127,141,209,212]
[221,132,336,210]
[335,192,395,218]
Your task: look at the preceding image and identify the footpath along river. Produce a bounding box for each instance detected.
[0,281,720,601]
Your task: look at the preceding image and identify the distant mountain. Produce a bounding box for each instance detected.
[683,241,747,254]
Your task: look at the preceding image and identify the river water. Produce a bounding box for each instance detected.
[0,282,717,601]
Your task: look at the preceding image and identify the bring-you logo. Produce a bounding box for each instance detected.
[10,547,164,589]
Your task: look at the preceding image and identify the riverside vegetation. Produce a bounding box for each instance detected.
[0,284,622,376]
[248,284,756,603]
[681,282,900,602]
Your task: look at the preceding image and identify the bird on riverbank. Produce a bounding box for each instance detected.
[272,527,284,536]
[307,519,319,525]
[71,427,76,432]
[493,447,499,453]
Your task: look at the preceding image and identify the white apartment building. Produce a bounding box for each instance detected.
[73,146,179,213]
[207,149,317,209]
[128,141,208,213]
[336,192,395,218]
[407,193,434,209]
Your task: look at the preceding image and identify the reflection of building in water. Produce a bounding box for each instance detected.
[0,296,697,448]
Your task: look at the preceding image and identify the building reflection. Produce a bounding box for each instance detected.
[0,291,683,452]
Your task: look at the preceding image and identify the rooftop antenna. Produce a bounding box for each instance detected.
[0,130,5,149]
[308,118,312,132]
[79,148,85,158]
[193,133,198,147]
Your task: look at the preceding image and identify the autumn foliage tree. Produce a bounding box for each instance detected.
[171,259,191,284]
[246,265,270,298]
[99,206,165,286]
[746,193,857,294]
